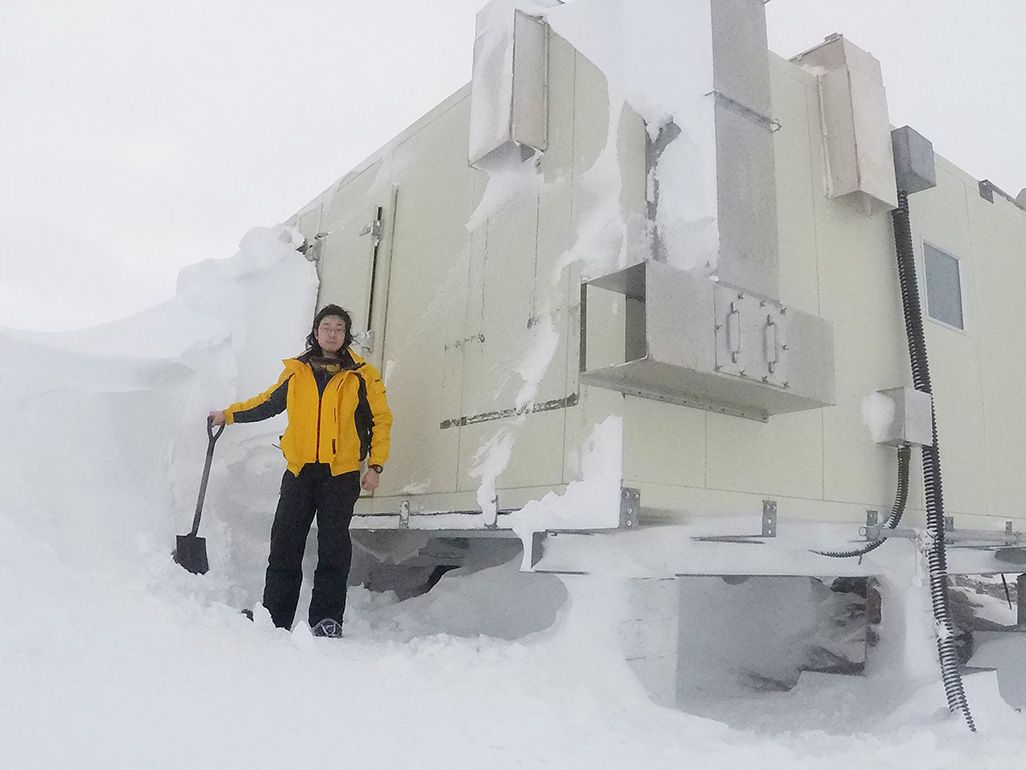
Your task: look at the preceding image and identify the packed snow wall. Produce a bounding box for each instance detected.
[0,226,317,603]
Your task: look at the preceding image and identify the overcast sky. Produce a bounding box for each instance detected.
[3,0,1024,331]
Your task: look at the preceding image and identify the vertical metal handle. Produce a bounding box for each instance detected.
[765,315,780,373]
[728,301,742,363]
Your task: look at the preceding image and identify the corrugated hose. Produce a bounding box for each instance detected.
[815,191,975,731]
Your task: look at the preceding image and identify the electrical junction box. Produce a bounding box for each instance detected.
[875,387,934,447]
[892,126,937,195]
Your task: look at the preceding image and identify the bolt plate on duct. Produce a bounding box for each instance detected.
[714,284,789,387]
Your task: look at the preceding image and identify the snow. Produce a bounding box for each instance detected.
[0,224,316,594]
[470,424,517,521]
[972,633,1026,711]
[514,313,561,410]
[863,390,897,444]
[467,151,545,232]
[4,497,1026,767]
[508,416,623,566]
[546,0,721,274]
[464,0,735,519]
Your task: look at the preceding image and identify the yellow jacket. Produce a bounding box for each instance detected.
[224,350,392,476]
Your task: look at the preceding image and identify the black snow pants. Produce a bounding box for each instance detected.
[262,464,360,630]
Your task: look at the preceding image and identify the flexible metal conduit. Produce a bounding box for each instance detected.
[892,190,975,731]
[814,444,910,560]
[814,192,975,731]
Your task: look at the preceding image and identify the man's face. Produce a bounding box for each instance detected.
[315,315,347,355]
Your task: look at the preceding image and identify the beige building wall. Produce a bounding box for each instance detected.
[287,33,1026,533]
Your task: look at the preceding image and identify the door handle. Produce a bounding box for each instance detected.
[728,301,742,363]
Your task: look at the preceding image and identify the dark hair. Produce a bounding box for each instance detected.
[305,304,353,354]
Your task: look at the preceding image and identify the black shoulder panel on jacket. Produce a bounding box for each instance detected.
[233,377,291,423]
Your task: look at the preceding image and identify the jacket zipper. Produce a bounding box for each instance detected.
[315,392,323,463]
[315,370,346,463]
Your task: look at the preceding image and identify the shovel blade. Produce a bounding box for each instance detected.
[173,534,209,575]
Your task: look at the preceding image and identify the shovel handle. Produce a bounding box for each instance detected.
[190,416,225,536]
[208,415,226,442]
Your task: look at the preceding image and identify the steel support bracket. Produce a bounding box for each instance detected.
[762,500,777,537]
[620,487,640,529]
[530,531,546,568]
[693,500,780,544]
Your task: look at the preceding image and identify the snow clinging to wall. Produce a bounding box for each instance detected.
[467,0,727,521]
[507,416,623,567]
[862,390,897,444]
[547,0,720,273]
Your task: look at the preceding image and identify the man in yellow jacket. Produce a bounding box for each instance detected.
[210,304,392,637]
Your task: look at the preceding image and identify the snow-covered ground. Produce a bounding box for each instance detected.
[3,227,1026,768]
[3,510,1026,769]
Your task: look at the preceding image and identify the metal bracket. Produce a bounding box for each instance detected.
[996,548,1026,566]
[398,499,410,530]
[705,89,781,132]
[865,510,879,540]
[530,531,546,568]
[861,525,916,541]
[484,495,499,530]
[359,215,383,247]
[620,487,640,529]
[863,524,1026,547]
[693,500,779,543]
[298,231,331,262]
[762,500,777,537]
[525,487,641,571]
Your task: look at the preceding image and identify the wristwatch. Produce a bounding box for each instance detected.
[368,464,383,474]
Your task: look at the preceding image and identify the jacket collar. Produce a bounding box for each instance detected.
[284,347,366,373]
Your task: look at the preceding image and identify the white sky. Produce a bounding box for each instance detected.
[3,0,1024,331]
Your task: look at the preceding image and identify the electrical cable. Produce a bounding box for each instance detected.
[891,190,975,731]
[813,444,910,560]
[811,190,975,731]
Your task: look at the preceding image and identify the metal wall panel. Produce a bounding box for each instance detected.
[455,31,583,497]
[622,396,707,493]
[713,104,780,300]
[959,164,1026,523]
[770,61,820,316]
[705,409,823,502]
[561,43,642,482]
[459,192,539,420]
[367,98,477,500]
[911,163,989,518]
[318,164,383,339]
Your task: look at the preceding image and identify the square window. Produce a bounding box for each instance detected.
[924,244,964,330]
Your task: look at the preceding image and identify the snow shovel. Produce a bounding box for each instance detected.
[173,416,225,575]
